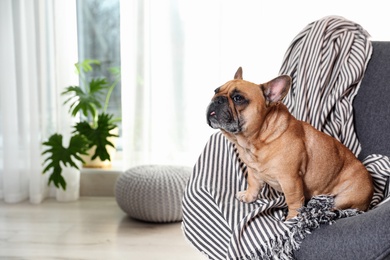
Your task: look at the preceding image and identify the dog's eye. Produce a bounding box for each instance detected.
[233,95,244,103]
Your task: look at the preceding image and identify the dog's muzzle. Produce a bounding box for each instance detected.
[207,97,241,133]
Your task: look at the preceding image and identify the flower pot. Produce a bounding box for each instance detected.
[56,164,80,202]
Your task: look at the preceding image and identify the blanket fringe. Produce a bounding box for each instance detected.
[242,195,362,260]
[291,195,362,244]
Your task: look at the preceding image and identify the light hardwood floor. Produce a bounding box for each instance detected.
[0,197,205,260]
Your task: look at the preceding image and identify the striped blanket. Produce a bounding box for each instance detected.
[182,16,390,259]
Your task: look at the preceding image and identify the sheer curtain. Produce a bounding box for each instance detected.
[120,0,284,168]
[0,0,78,204]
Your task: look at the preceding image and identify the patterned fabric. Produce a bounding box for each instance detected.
[279,15,372,155]
[182,16,390,259]
[183,132,291,259]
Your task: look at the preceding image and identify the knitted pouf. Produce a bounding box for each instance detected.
[115,165,192,223]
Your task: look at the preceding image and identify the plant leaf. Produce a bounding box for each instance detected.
[41,133,90,190]
[48,168,67,190]
[108,66,121,77]
[61,78,108,119]
[74,113,118,161]
[89,78,108,96]
[75,59,101,75]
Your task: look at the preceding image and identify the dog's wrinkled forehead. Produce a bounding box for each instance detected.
[214,79,258,98]
[214,80,235,95]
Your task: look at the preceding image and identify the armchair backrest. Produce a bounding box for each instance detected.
[354,41,390,160]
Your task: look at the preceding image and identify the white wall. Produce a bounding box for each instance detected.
[215,0,390,81]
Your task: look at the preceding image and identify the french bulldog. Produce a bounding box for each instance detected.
[207,67,373,219]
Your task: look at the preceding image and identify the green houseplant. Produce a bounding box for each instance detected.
[42,60,121,190]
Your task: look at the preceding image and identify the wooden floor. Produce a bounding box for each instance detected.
[0,197,205,260]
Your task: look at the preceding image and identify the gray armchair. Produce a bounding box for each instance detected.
[294,41,390,260]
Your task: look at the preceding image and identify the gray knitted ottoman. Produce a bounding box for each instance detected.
[115,165,192,223]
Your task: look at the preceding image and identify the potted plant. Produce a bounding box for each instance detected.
[42,59,121,190]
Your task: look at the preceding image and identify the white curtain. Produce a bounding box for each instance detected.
[0,0,78,204]
[120,0,282,168]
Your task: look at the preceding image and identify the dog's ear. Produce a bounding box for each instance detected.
[234,67,243,79]
[261,75,291,106]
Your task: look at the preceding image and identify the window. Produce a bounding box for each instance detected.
[76,0,122,149]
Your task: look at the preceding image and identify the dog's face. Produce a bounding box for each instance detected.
[207,67,291,134]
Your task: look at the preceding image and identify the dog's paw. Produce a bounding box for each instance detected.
[236,190,257,203]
